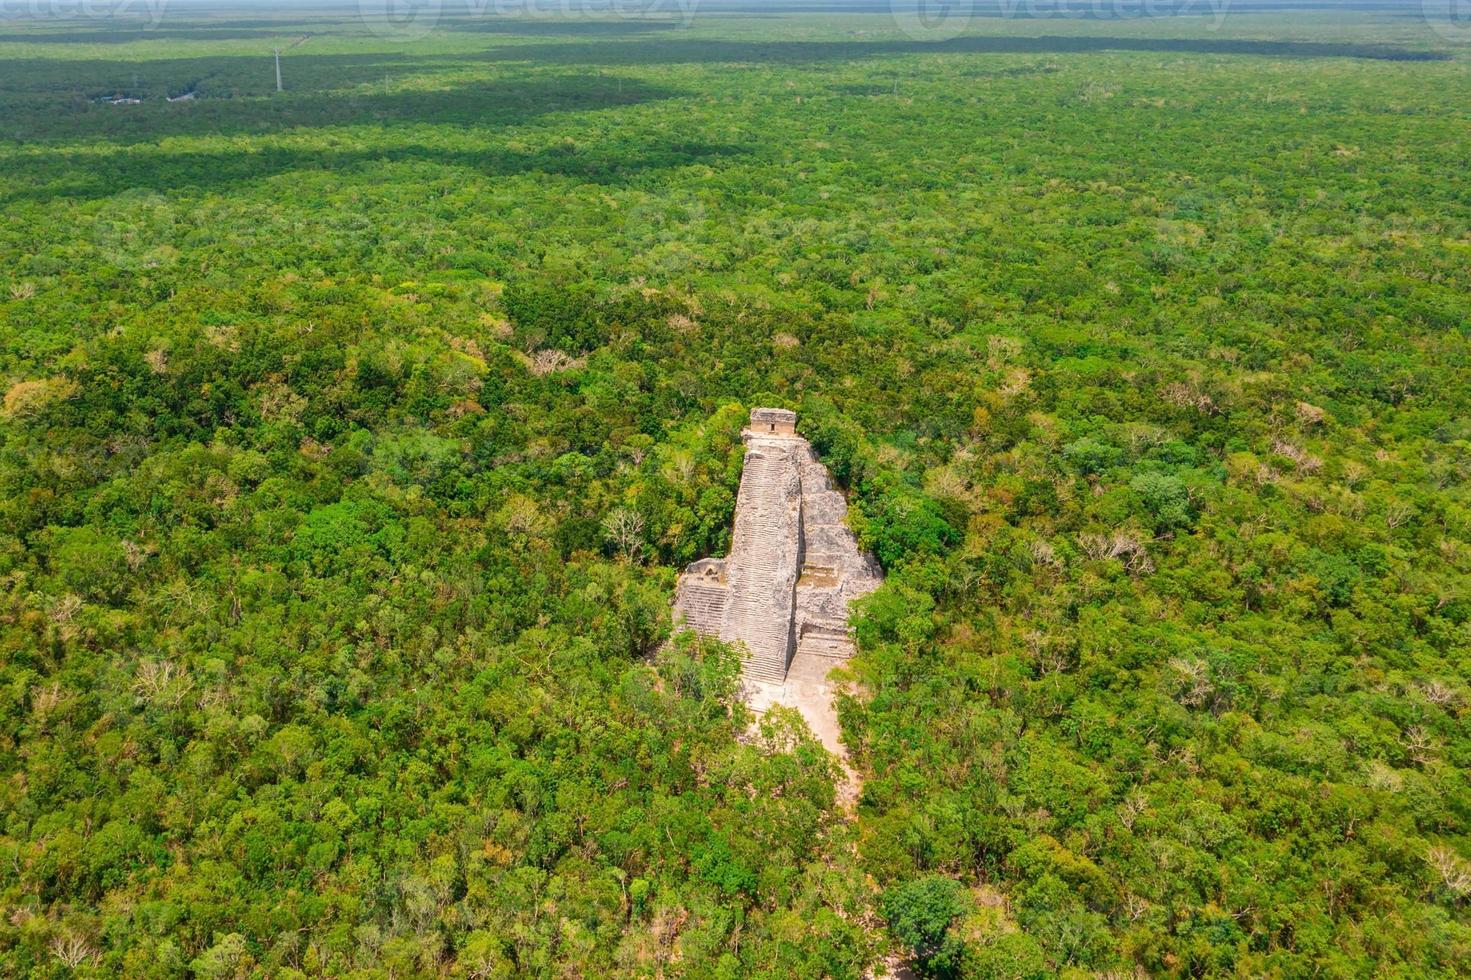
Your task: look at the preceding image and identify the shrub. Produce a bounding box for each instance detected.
[880,875,971,978]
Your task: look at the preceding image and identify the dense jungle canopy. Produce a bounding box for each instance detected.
[0,4,1469,976]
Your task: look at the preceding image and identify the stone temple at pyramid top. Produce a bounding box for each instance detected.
[672,409,881,703]
[748,407,797,436]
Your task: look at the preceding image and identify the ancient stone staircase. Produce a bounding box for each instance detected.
[721,447,800,683]
[675,582,727,635]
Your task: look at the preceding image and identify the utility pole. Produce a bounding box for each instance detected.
[273,49,283,93]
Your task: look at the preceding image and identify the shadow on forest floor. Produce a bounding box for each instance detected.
[463,32,1449,64]
[0,26,1443,125]
[0,16,682,45]
[0,28,326,43]
[2,71,677,145]
[0,50,461,100]
[0,134,746,205]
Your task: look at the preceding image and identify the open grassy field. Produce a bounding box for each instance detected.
[1,3,1469,976]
